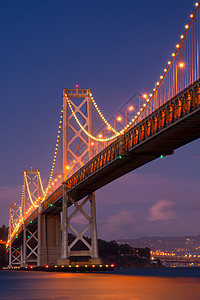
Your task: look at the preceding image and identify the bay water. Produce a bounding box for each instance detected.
[0,268,200,300]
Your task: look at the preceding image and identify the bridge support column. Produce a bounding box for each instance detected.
[40,213,61,266]
[22,224,27,266]
[60,183,69,264]
[37,201,41,266]
[90,193,99,260]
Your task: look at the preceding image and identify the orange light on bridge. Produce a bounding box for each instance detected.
[98,134,102,138]
[91,142,94,146]
[117,116,122,122]
[66,166,70,170]
[142,94,147,99]
[179,62,184,68]
[128,106,134,111]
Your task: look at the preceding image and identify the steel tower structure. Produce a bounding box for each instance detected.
[61,86,100,264]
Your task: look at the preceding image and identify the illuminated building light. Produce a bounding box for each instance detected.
[92,265,95,267]
[45,265,49,268]
[111,264,115,267]
[85,265,88,267]
[69,265,72,267]
[62,265,64,268]
[76,265,79,267]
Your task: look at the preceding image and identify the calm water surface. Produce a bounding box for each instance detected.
[1,268,200,300]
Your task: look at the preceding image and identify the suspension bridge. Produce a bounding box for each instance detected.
[7,2,200,268]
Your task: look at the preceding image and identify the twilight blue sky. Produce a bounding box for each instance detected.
[1,0,200,240]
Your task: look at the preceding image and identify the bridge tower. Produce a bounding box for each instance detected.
[8,204,22,266]
[22,168,43,266]
[60,86,100,265]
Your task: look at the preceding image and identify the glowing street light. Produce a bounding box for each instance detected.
[139,94,148,111]
[114,116,122,130]
[176,62,185,94]
[125,106,134,125]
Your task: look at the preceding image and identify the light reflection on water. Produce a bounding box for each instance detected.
[1,269,200,300]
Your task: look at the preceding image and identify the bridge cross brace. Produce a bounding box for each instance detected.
[10,246,22,266]
[26,228,38,263]
[59,183,101,266]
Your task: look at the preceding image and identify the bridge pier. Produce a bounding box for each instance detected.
[40,214,61,266]
[58,183,101,266]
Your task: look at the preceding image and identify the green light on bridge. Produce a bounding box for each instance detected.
[28,235,30,239]
[72,203,75,206]
[50,204,53,207]
[16,236,18,239]
[30,221,32,224]
[119,156,122,159]
[160,155,164,158]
